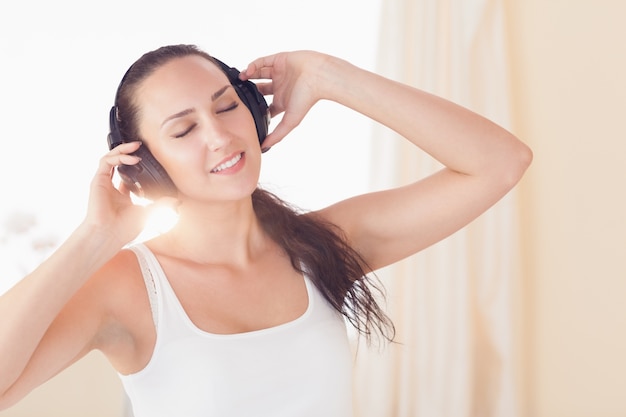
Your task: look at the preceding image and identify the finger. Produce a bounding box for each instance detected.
[96,150,142,179]
[118,180,132,197]
[111,140,142,154]
[262,113,302,149]
[104,141,142,165]
[100,153,142,171]
[242,66,274,81]
[241,54,279,80]
[261,128,285,150]
[255,81,273,97]
[268,102,284,119]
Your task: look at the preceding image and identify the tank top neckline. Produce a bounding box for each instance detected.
[133,242,315,340]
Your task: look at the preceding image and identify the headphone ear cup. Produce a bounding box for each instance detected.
[108,107,176,200]
[117,145,177,200]
[209,58,270,145]
[232,80,270,145]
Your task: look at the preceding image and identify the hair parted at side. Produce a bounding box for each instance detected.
[113,44,395,344]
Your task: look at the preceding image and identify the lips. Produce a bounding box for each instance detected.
[210,152,243,173]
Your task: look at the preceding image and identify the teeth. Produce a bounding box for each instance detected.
[212,153,242,173]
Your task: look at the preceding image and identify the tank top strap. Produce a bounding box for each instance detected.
[128,243,163,327]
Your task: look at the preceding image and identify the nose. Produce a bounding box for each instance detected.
[202,121,231,152]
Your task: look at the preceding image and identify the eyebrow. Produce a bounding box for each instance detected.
[160,85,233,127]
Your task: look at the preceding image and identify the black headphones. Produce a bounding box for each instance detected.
[107,57,270,200]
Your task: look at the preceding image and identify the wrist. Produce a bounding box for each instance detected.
[73,220,128,255]
[315,55,363,104]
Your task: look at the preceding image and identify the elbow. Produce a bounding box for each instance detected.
[512,140,533,184]
[495,136,533,190]
[482,137,533,194]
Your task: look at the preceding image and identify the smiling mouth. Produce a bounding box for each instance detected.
[211,153,243,173]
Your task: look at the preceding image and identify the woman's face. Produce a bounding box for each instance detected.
[135,55,261,203]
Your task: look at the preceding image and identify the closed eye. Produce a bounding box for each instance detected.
[173,123,196,138]
[217,102,239,114]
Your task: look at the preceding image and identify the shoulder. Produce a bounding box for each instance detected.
[89,248,143,301]
[93,246,152,328]
[88,247,156,373]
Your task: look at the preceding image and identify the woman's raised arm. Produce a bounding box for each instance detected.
[243,51,532,271]
[0,142,147,409]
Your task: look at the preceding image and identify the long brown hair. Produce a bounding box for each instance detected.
[113,44,395,344]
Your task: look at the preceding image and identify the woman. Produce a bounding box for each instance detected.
[0,45,531,416]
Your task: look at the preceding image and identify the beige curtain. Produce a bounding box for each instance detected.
[352,0,521,416]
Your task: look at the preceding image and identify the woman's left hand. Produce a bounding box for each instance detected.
[239,51,332,149]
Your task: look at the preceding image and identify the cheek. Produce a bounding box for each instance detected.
[157,144,203,177]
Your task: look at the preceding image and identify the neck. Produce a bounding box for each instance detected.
[151,197,268,266]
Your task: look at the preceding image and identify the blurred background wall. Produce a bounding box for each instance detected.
[507,1,626,416]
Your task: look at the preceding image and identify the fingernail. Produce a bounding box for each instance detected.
[261,147,271,153]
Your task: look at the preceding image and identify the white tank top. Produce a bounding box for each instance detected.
[120,243,354,417]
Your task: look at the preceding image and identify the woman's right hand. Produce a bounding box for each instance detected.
[82,141,149,246]
[0,141,154,408]
[239,51,332,149]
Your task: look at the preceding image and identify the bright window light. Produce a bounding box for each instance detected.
[131,195,180,242]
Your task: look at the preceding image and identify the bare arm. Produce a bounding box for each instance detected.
[0,142,147,408]
[242,51,532,270]
[0,227,120,408]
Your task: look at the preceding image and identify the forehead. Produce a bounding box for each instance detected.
[135,55,230,114]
